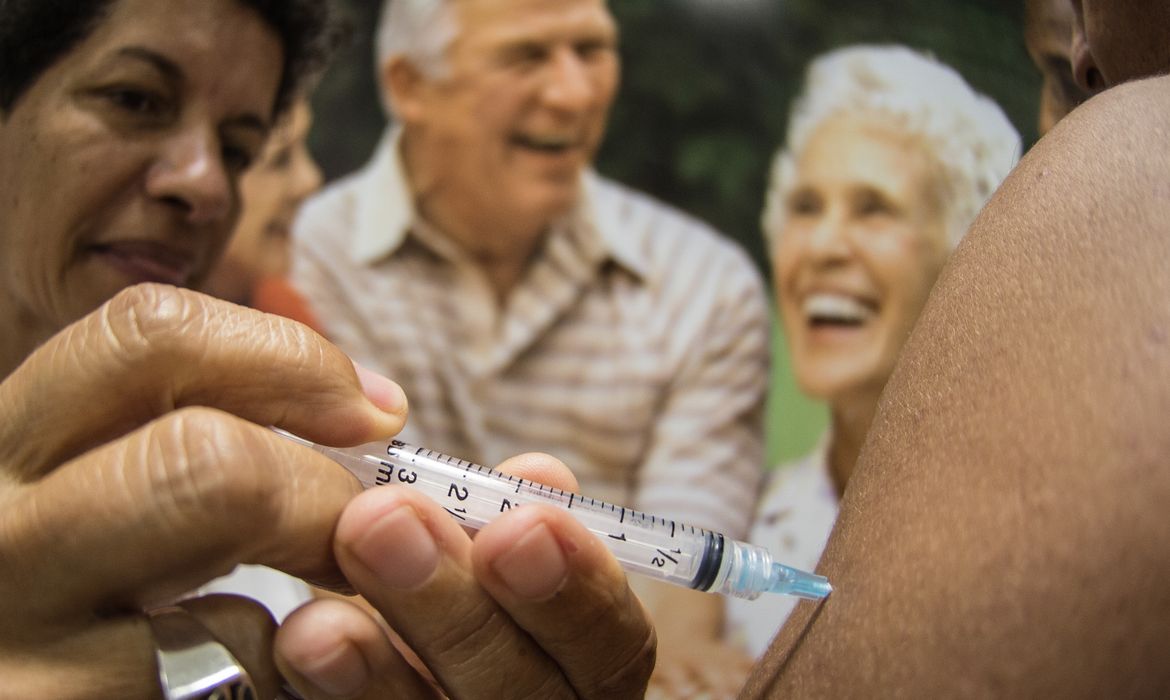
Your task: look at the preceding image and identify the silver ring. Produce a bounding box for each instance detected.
[147,605,257,700]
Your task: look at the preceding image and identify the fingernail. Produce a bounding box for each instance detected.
[352,361,408,415]
[291,640,369,698]
[354,504,440,589]
[492,523,568,600]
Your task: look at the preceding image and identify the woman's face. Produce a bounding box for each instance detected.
[772,115,951,407]
[205,100,321,303]
[0,0,283,339]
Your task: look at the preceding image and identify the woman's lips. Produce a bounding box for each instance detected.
[801,291,878,325]
[90,242,197,286]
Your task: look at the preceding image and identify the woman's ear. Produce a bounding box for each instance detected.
[1068,0,1107,94]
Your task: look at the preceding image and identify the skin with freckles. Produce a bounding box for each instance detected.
[0,0,280,374]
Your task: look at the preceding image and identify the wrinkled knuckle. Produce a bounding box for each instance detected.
[101,284,208,363]
[516,673,575,700]
[418,599,572,698]
[526,580,656,699]
[148,409,279,533]
[586,624,657,699]
[426,596,508,664]
[566,587,656,699]
[0,494,36,601]
[554,581,635,645]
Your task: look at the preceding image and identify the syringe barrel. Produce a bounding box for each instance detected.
[283,431,827,600]
[377,440,723,591]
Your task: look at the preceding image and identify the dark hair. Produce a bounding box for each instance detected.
[0,0,343,115]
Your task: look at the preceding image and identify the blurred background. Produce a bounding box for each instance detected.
[309,0,1039,466]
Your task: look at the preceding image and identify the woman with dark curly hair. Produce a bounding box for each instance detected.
[0,0,339,371]
[0,1,657,697]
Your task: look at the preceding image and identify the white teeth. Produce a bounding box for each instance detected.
[803,293,874,323]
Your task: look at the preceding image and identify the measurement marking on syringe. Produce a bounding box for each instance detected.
[620,507,626,524]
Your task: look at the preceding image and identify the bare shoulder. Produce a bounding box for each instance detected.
[987,73,1170,263]
[746,76,1170,698]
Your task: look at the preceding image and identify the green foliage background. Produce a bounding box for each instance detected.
[310,0,1040,466]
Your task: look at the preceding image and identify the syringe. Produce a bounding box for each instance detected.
[277,430,831,601]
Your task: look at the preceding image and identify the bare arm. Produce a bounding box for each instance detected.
[744,76,1170,698]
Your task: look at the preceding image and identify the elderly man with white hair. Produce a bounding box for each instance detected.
[291,0,770,673]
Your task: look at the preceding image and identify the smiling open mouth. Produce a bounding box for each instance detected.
[803,293,877,328]
[510,133,578,154]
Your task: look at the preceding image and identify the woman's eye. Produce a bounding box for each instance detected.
[787,191,821,216]
[222,144,256,173]
[855,192,893,217]
[267,147,294,170]
[105,88,164,116]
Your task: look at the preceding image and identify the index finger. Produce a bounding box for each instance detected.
[4,411,364,618]
[0,284,406,479]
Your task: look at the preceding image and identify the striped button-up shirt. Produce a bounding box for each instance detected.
[292,128,769,537]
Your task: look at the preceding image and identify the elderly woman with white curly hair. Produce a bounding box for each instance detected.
[721,43,1022,663]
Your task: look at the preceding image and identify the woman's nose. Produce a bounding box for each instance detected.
[804,210,851,260]
[145,128,233,226]
[290,148,323,204]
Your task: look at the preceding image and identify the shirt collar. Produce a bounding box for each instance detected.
[352,126,413,265]
[577,170,650,280]
[351,126,649,281]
